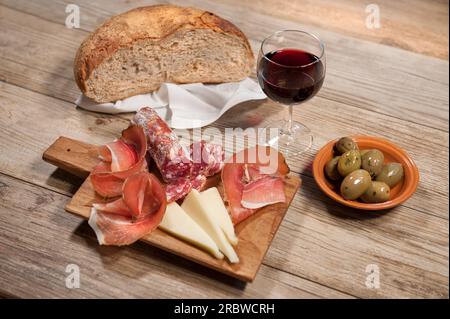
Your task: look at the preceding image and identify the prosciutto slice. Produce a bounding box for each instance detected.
[92,198,130,217]
[241,176,286,209]
[222,146,289,225]
[106,140,138,172]
[91,125,147,197]
[89,172,167,246]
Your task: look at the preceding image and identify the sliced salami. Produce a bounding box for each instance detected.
[165,174,207,202]
[132,107,192,183]
[190,141,224,177]
[132,107,225,202]
[165,178,193,203]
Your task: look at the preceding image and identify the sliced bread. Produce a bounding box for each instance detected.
[74,4,254,103]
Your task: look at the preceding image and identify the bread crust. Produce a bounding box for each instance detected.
[73,4,254,95]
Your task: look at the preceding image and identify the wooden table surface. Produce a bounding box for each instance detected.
[0,0,448,299]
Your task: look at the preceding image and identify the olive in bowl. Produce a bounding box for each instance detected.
[313,135,419,210]
[340,169,372,200]
[361,181,391,203]
[337,150,361,176]
[335,137,359,154]
[325,156,341,181]
[376,163,404,188]
[361,149,384,178]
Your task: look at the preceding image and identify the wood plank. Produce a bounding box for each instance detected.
[2,0,447,59]
[0,81,130,197]
[215,0,450,60]
[42,136,301,282]
[0,81,448,298]
[43,137,99,178]
[266,176,448,298]
[0,3,448,130]
[0,173,350,298]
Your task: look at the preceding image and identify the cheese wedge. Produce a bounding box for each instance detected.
[200,187,238,246]
[182,190,239,263]
[159,202,224,259]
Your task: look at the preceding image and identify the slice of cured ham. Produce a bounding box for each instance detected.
[89,172,167,246]
[91,125,147,197]
[222,145,289,225]
[241,176,286,209]
[106,140,138,172]
[92,198,130,217]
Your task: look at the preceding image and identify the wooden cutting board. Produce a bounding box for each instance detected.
[43,136,301,282]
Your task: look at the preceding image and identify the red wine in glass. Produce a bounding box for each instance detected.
[258,49,325,105]
[257,30,326,157]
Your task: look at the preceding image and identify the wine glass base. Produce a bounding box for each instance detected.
[264,120,313,157]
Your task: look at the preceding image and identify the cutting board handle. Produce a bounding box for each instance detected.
[42,137,99,178]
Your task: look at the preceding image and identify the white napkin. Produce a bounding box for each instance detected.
[75,78,266,129]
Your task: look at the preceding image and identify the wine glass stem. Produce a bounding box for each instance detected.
[287,104,294,134]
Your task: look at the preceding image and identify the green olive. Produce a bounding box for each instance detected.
[338,150,362,176]
[336,137,359,154]
[376,163,404,188]
[340,169,372,200]
[325,156,341,181]
[361,149,384,178]
[361,181,391,203]
[360,149,370,157]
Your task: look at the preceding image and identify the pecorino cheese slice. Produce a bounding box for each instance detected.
[182,190,239,263]
[159,202,223,259]
[200,187,238,246]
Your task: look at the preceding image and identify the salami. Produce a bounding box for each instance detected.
[165,178,193,203]
[133,107,225,202]
[165,174,207,202]
[191,174,207,191]
[132,107,192,183]
[190,141,224,177]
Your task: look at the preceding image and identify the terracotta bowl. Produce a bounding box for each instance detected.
[313,136,419,210]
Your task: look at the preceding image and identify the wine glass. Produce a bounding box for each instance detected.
[257,30,326,156]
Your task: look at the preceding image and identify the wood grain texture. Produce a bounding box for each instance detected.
[0,173,349,298]
[42,136,301,282]
[0,2,448,130]
[0,0,448,298]
[271,176,448,298]
[218,0,450,60]
[2,0,448,59]
[43,137,99,178]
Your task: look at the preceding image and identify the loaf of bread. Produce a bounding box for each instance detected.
[74,5,254,103]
